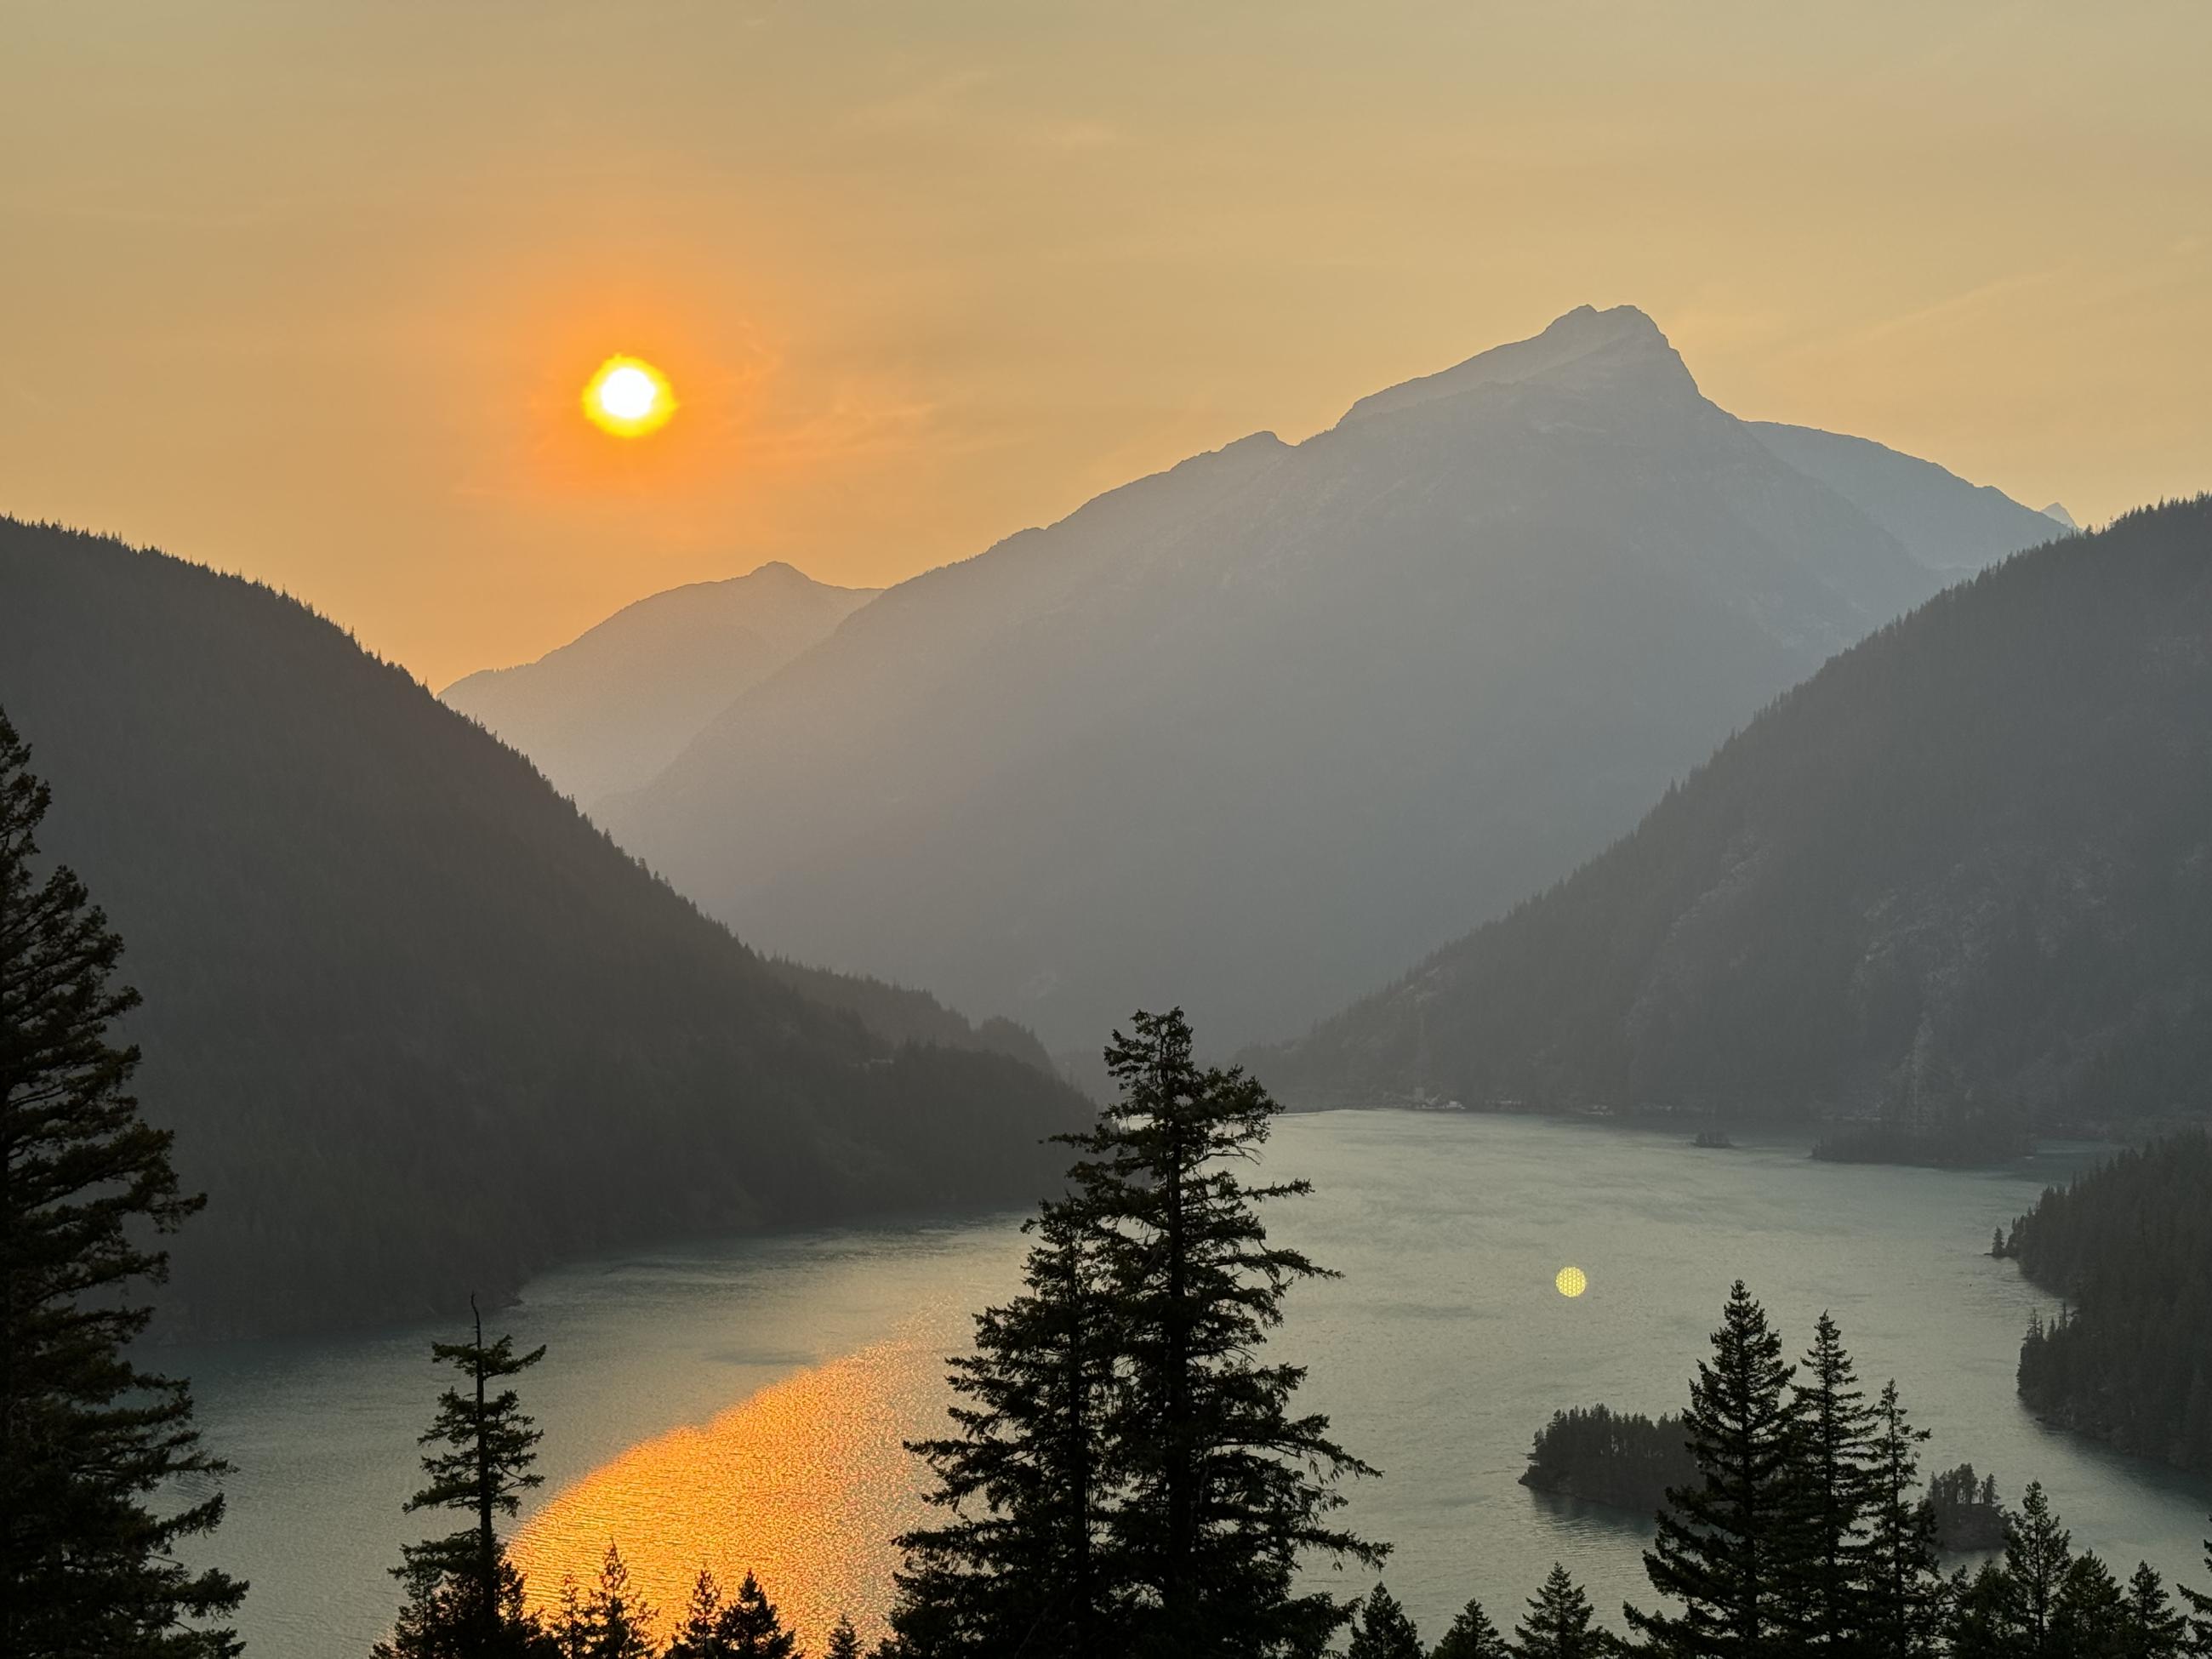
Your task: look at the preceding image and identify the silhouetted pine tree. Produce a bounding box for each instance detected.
[548,1546,655,1659]
[1515,1565,1605,1659]
[1861,1382,1944,1659]
[1428,1598,1511,1659]
[1787,1313,1878,1653]
[2181,1524,2212,1655]
[1624,1283,1800,1659]
[670,1569,795,1659]
[888,1201,1113,1655]
[1346,1584,1422,1659]
[2122,1561,2190,1659]
[0,709,244,1657]
[2056,1554,2129,1654]
[2006,1481,2077,1656]
[1072,1007,1384,1656]
[823,1613,861,1659]
[376,1301,546,1657]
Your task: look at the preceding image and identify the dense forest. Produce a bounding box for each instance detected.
[0,519,1088,1340]
[1266,497,2212,1156]
[2004,1132,2212,1478]
[1519,1406,1696,1514]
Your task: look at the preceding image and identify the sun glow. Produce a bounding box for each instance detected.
[1555,1264,1588,1298]
[582,355,676,437]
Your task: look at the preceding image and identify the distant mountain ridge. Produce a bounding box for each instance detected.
[0,518,1080,1340]
[601,305,2062,1054]
[442,561,876,810]
[1260,498,2212,1134]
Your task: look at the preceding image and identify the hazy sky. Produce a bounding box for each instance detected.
[5,2,2207,687]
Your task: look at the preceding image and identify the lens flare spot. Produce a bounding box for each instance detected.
[1555,1264,1588,1298]
[582,355,676,438]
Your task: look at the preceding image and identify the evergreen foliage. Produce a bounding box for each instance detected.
[1346,1584,1424,1659]
[1514,1565,1607,1659]
[1428,1599,1511,1659]
[1789,1312,1880,1652]
[1920,1464,2006,1554]
[822,1614,861,1659]
[2008,1132,2212,1478]
[1861,1383,1946,1658]
[1519,1406,1696,1514]
[0,708,243,1657]
[547,1546,658,1659]
[887,1008,1383,1657]
[375,1305,546,1659]
[0,520,1090,1340]
[1625,1284,1802,1657]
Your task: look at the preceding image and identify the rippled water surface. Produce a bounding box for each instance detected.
[183,1112,2212,1654]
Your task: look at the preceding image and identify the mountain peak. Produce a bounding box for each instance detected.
[1338,303,1696,426]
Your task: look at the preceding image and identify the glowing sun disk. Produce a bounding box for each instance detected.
[583,355,676,437]
[1555,1264,1588,1298]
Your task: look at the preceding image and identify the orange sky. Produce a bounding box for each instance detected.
[3,2,2207,688]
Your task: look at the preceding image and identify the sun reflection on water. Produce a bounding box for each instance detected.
[510,1335,944,1649]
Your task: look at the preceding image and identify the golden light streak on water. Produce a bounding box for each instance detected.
[510,1335,945,1650]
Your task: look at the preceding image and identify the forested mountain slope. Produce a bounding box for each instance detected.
[0,518,1083,1339]
[2006,1132,2212,1477]
[441,561,876,810]
[607,305,2058,1054]
[1265,498,2212,1135]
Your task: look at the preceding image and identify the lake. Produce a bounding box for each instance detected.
[180,1111,2212,1655]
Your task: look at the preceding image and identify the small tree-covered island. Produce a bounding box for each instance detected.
[7,706,2212,1655]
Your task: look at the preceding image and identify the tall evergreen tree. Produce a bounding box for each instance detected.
[1069,1007,1384,1656]
[2119,1562,2188,1659]
[2055,1554,2129,1656]
[1346,1585,1423,1659]
[1430,1599,1511,1659]
[0,708,244,1657]
[2005,1480,2077,1657]
[2181,1523,2212,1656]
[670,1568,803,1659]
[376,1301,546,1657]
[1624,1283,1800,1659]
[1515,1565,1605,1659]
[1787,1313,1878,1654]
[1861,1382,1943,1659]
[823,1613,862,1659]
[888,1201,1113,1656]
[546,1546,655,1659]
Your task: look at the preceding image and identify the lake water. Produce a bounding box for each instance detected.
[180,1112,2212,1656]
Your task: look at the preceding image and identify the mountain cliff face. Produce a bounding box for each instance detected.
[0,519,1082,1339]
[441,562,876,810]
[1262,499,2212,1131]
[604,305,2060,1054]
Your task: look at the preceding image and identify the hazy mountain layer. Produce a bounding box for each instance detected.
[441,562,877,809]
[1263,499,2212,1128]
[606,305,2061,1053]
[0,519,1082,1339]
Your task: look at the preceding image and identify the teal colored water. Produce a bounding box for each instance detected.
[180,1112,2212,1654]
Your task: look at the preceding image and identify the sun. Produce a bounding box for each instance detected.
[582,355,676,438]
[1555,1265,1588,1299]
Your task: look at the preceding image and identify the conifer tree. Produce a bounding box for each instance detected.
[1515,1565,1605,1659]
[1787,1313,1878,1654]
[670,1569,793,1659]
[2181,1524,2212,1656]
[1624,1284,1800,1659]
[0,709,244,1657]
[1347,1584,1423,1659]
[823,1614,862,1659]
[546,1545,655,1659]
[1861,1382,1943,1659]
[1069,1006,1384,1656]
[377,1300,546,1657]
[888,1201,1112,1655]
[2055,1554,2128,1655]
[2121,1562,2188,1659]
[1430,1598,1511,1659]
[2005,1480,2077,1656]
